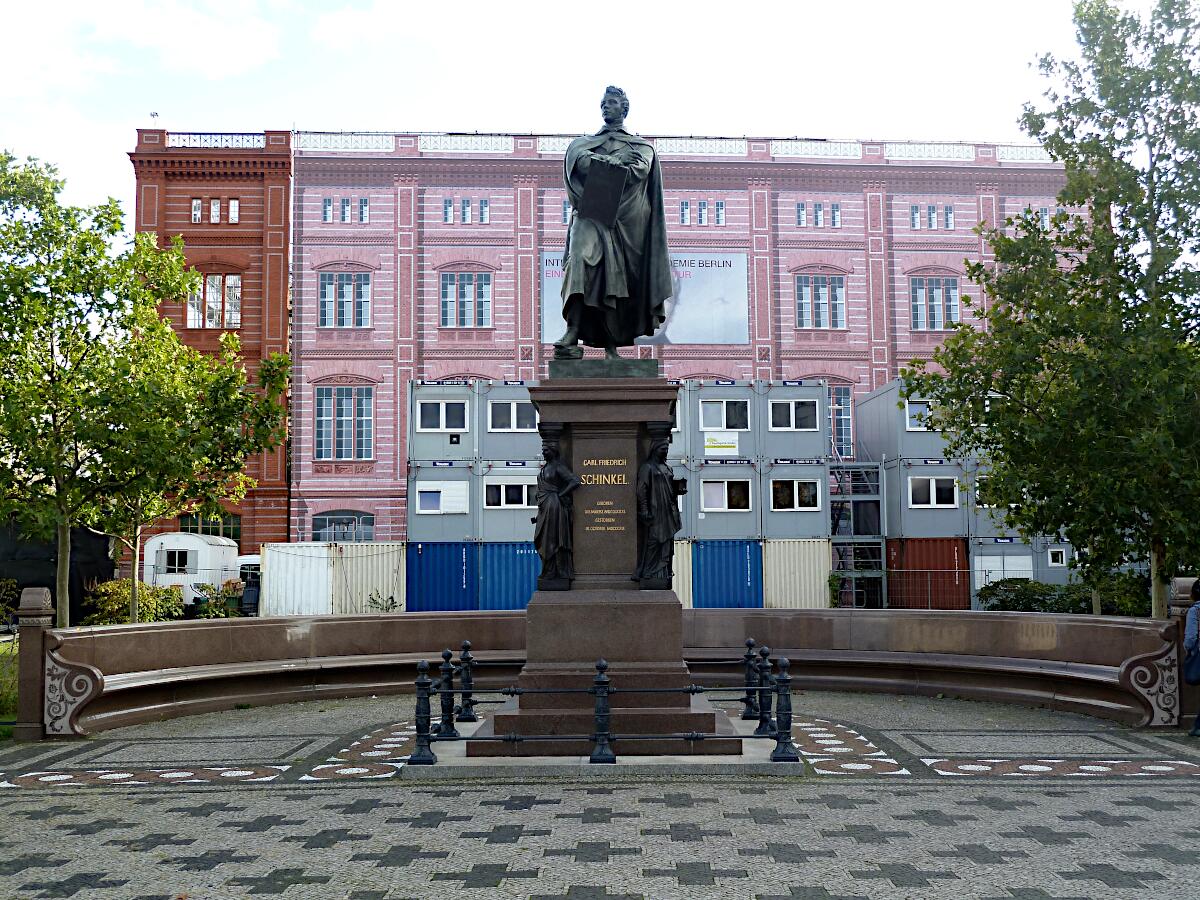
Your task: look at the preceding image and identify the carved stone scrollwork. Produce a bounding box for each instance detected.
[43,649,103,737]
[1119,622,1180,727]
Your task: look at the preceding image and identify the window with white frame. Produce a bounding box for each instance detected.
[209,199,220,223]
[796,274,846,329]
[312,510,374,542]
[814,202,825,227]
[479,199,489,223]
[944,205,955,229]
[796,202,807,227]
[715,200,725,225]
[1048,547,1068,567]
[315,385,373,460]
[697,200,708,225]
[322,198,333,223]
[769,399,819,431]
[910,204,921,228]
[831,203,841,227]
[488,400,537,431]
[699,399,749,431]
[909,476,958,508]
[1039,206,1051,229]
[771,479,820,511]
[417,400,468,432]
[910,276,960,330]
[359,198,369,223]
[701,479,752,511]
[443,198,454,223]
[562,199,570,224]
[905,397,933,430]
[484,480,537,508]
[187,274,241,329]
[164,549,190,574]
[927,204,937,229]
[829,385,853,457]
[415,481,469,514]
[679,201,690,225]
[191,198,202,223]
[439,272,493,327]
[461,198,472,224]
[340,198,351,223]
[317,272,370,327]
[228,199,239,224]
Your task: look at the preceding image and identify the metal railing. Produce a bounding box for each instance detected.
[410,638,800,765]
[166,133,266,149]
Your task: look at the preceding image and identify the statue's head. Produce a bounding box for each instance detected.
[601,86,629,125]
[650,437,670,462]
[541,441,559,463]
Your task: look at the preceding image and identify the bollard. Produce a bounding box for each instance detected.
[456,640,477,723]
[770,658,800,762]
[741,637,759,720]
[754,646,776,737]
[435,648,459,739]
[589,658,616,764]
[409,660,437,765]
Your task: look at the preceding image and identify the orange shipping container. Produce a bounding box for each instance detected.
[886,538,970,610]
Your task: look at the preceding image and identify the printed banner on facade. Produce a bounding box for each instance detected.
[704,432,740,456]
[540,251,750,344]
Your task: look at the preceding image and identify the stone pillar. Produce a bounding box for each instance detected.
[14,588,52,742]
[863,179,894,388]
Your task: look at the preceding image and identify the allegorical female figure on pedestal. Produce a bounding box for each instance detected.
[532,441,582,589]
[634,438,688,588]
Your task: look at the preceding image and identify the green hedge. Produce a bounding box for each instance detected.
[977,572,1151,616]
[82,580,184,625]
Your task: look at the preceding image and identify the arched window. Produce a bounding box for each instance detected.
[791,265,850,330]
[437,262,498,328]
[312,510,374,542]
[315,264,372,328]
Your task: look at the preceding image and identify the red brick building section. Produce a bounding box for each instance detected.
[129,130,291,553]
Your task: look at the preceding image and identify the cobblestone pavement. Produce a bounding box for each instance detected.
[0,692,1198,898]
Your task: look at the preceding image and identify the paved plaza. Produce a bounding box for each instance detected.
[0,692,1198,898]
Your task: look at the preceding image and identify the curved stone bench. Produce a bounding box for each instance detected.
[29,608,1178,738]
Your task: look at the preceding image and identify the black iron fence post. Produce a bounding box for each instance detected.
[770,657,800,762]
[589,658,616,764]
[456,640,477,723]
[410,660,437,765]
[435,648,460,739]
[754,646,776,737]
[741,637,760,720]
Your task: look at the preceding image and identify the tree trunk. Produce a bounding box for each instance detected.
[1150,538,1169,620]
[1090,587,1102,616]
[130,526,142,624]
[55,517,70,628]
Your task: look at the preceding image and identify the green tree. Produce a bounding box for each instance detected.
[905,0,1200,619]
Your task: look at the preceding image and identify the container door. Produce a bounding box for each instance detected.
[478,542,539,610]
[692,539,764,609]
[406,542,479,612]
[764,539,832,609]
[672,540,693,608]
[886,537,970,610]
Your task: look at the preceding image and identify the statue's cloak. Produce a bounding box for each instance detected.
[561,126,672,347]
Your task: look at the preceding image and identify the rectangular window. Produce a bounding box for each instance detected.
[909,476,958,508]
[188,274,241,329]
[228,199,239,224]
[944,205,955,229]
[905,398,932,431]
[443,198,454,223]
[479,198,489,223]
[164,549,190,575]
[439,272,492,327]
[223,274,241,328]
[910,277,960,330]
[322,198,333,223]
[796,275,846,329]
[814,202,824,227]
[680,201,690,225]
[831,203,841,227]
[769,399,819,431]
[353,273,370,327]
[417,400,468,432]
[340,198,351,223]
[1039,206,1051,229]
[209,199,220,224]
[179,512,242,544]
[771,479,821,511]
[488,401,537,431]
[318,273,334,327]
[359,198,369,223]
[315,386,372,459]
[336,274,353,327]
[715,200,725,226]
[562,199,570,224]
[484,482,537,508]
[191,198,202,223]
[697,200,708,225]
[910,204,920,229]
[927,204,937,229]
[796,202,807,227]
[699,399,750,431]
[830,386,853,458]
[701,480,752,512]
[461,198,472,224]
[1048,547,1068,567]
[312,512,374,542]
[415,481,469,515]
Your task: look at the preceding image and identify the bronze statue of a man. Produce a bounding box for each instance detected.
[555,86,673,360]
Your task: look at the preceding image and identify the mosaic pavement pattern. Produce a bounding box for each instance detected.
[0,694,1196,896]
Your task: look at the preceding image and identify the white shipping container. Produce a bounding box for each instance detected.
[763,539,832,609]
[672,540,693,608]
[260,542,406,616]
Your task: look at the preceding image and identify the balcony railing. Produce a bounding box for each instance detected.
[166,133,266,149]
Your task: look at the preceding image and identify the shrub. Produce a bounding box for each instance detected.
[192,580,243,618]
[0,578,18,627]
[978,574,1152,616]
[82,580,184,625]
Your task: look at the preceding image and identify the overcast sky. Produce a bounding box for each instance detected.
[1,0,1152,233]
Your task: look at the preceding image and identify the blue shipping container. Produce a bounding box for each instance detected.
[406,542,479,611]
[479,542,540,610]
[692,540,765,608]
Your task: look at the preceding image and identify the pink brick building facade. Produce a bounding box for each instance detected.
[290,133,1063,542]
